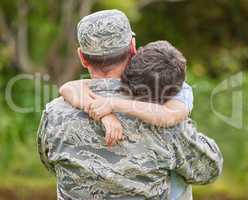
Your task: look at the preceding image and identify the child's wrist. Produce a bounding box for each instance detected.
[101,115,108,123]
[110,98,118,112]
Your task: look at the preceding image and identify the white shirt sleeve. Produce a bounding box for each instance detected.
[171,82,194,112]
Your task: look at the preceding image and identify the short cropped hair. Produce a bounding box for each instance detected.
[82,47,131,73]
[121,41,186,104]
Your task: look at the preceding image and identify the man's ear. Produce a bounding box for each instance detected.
[77,48,90,68]
[130,38,137,56]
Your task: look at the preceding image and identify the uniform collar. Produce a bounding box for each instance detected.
[89,78,122,92]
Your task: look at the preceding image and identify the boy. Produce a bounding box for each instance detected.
[60,40,193,146]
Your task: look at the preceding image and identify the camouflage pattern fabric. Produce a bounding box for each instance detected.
[77,10,134,56]
[37,79,223,200]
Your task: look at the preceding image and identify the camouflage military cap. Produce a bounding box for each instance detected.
[77,9,134,56]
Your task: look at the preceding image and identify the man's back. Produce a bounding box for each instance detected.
[38,79,222,200]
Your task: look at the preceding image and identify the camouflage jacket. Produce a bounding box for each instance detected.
[37,78,223,200]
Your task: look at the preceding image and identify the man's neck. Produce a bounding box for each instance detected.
[92,74,121,79]
[90,58,129,79]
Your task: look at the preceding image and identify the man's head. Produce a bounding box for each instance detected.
[121,41,186,104]
[77,10,136,78]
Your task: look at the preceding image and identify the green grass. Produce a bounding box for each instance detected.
[0,175,55,189]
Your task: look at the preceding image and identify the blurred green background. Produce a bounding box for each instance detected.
[0,0,248,199]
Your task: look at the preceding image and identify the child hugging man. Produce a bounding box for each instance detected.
[60,40,193,146]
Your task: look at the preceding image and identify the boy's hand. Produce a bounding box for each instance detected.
[101,114,123,146]
[79,85,95,113]
[59,80,94,113]
[89,95,113,121]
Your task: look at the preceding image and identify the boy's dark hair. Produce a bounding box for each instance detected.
[121,41,186,104]
[83,47,131,73]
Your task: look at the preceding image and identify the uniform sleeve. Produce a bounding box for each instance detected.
[170,120,223,185]
[37,110,56,173]
[37,109,98,199]
[171,82,194,112]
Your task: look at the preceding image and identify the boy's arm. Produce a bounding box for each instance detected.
[89,82,193,127]
[111,99,188,127]
[101,114,123,146]
[60,80,123,146]
[59,80,92,112]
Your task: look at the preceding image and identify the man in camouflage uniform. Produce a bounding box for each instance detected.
[37,10,223,200]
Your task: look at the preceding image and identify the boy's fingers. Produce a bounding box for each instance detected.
[88,105,94,117]
[89,91,99,99]
[114,126,121,141]
[109,133,115,146]
[92,111,97,120]
[118,129,123,140]
[107,128,114,146]
[84,105,89,113]
[89,110,96,120]
[95,112,102,121]
[110,130,117,146]
[105,126,111,145]
[96,112,103,119]
[89,108,95,119]
[113,132,118,145]
[120,127,123,138]
[114,128,121,144]
[84,101,92,113]
[90,109,100,121]
[115,129,120,142]
[88,109,92,117]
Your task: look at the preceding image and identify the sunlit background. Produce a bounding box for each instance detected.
[0,0,248,199]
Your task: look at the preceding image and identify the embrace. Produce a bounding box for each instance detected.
[37,10,223,200]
